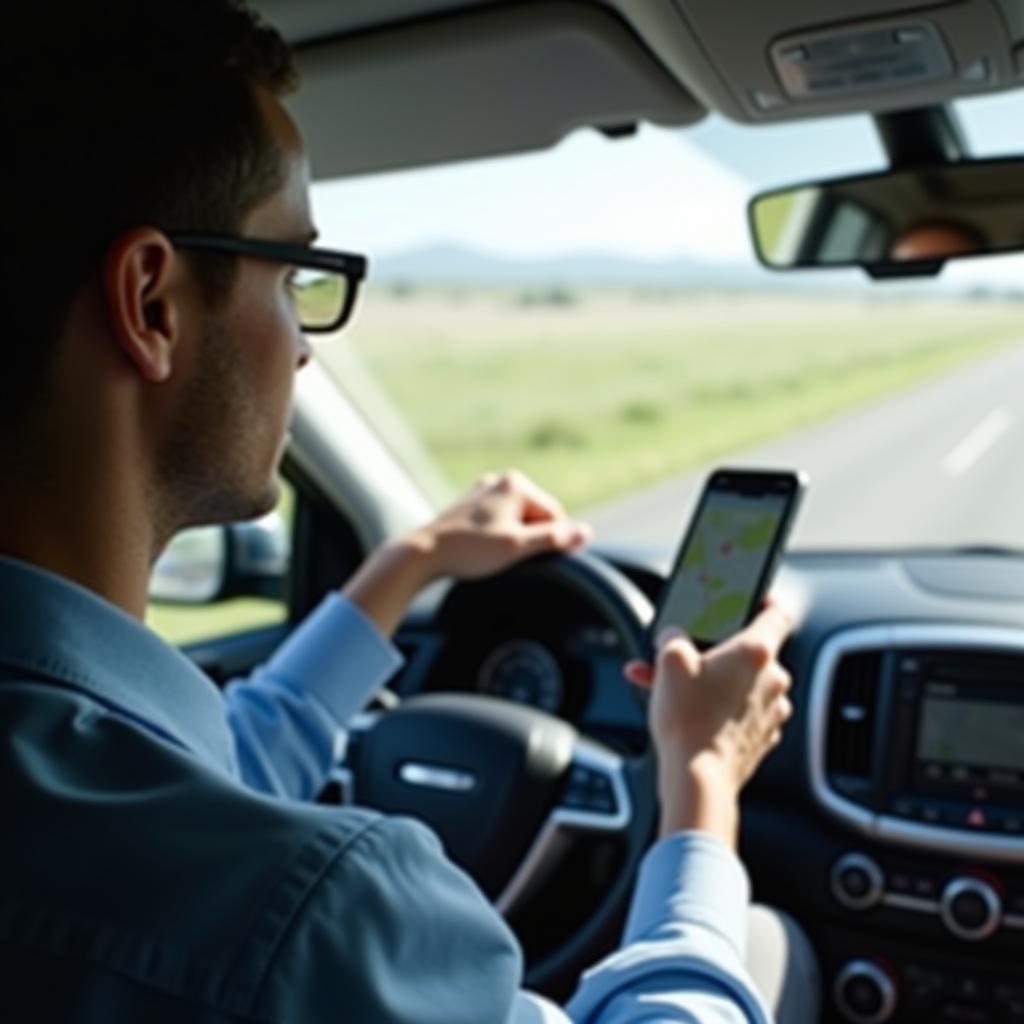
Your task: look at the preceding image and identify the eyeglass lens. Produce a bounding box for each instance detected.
[289,268,350,331]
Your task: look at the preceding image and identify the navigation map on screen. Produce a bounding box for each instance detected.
[658,489,789,643]
[917,695,1024,775]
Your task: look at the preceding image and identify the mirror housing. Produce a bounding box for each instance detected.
[748,156,1024,279]
[149,513,289,606]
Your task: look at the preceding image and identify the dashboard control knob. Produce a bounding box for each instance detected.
[834,960,897,1024]
[831,853,884,910]
[940,877,1001,941]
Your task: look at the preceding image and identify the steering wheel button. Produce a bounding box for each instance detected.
[561,785,617,814]
[562,787,590,809]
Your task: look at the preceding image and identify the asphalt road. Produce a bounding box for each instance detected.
[585,340,1024,553]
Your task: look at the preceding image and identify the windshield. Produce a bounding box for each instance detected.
[309,93,1024,553]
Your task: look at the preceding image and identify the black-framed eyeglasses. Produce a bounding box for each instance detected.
[168,233,369,334]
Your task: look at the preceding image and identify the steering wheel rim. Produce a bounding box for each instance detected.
[341,549,659,997]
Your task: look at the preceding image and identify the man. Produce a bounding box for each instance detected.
[889,219,986,263]
[0,3,815,1021]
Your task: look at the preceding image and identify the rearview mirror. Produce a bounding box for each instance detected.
[748,157,1024,279]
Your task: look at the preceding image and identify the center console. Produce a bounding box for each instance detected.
[808,625,1024,1023]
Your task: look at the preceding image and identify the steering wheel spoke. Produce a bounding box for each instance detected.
[497,738,633,917]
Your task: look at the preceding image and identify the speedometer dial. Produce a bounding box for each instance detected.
[476,639,564,713]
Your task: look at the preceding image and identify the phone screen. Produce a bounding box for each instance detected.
[652,470,804,648]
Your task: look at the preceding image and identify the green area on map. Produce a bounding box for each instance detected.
[692,591,750,640]
[678,505,780,639]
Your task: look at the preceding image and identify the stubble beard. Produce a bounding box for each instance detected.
[155,318,282,537]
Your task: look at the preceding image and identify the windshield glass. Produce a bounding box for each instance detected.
[310,94,1024,553]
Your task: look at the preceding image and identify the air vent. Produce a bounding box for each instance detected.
[826,650,882,801]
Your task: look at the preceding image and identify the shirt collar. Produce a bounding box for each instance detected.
[0,555,238,776]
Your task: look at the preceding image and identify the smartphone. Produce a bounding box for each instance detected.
[648,468,807,654]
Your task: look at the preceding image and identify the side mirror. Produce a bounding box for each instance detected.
[748,157,1024,279]
[149,513,289,606]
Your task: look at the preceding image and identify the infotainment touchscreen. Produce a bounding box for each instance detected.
[915,682,1024,789]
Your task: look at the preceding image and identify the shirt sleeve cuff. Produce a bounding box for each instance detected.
[624,831,752,961]
[262,592,404,727]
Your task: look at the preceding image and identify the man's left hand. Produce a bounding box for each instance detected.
[344,470,590,635]
[406,469,591,581]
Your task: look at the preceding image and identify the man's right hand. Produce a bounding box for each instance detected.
[623,601,794,849]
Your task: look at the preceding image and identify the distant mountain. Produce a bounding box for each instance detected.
[369,243,1022,296]
[372,243,773,289]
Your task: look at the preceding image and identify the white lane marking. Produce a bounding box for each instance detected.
[942,407,1015,477]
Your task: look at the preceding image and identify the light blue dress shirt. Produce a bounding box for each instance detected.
[0,555,770,1022]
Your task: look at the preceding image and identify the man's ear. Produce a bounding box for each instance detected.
[101,228,184,383]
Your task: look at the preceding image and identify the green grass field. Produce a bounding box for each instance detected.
[325,288,1024,511]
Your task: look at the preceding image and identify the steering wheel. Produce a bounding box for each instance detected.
[335,550,658,994]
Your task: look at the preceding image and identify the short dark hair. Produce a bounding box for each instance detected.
[2,1,297,427]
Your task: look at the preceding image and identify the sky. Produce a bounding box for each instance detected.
[312,124,754,262]
[310,90,1024,287]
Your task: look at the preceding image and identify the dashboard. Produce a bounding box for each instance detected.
[391,547,1024,1024]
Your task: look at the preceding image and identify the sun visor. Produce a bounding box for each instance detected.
[286,2,704,179]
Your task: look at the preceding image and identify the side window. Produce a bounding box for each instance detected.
[146,480,294,647]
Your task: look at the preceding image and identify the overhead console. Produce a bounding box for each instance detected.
[618,0,1024,122]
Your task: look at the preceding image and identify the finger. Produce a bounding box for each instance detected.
[735,602,794,665]
[513,521,590,558]
[762,587,806,631]
[500,469,569,524]
[464,473,501,501]
[760,667,792,707]
[760,676,785,709]
[776,695,793,723]
[759,595,797,637]
[623,660,654,687]
[658,634,702,677]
